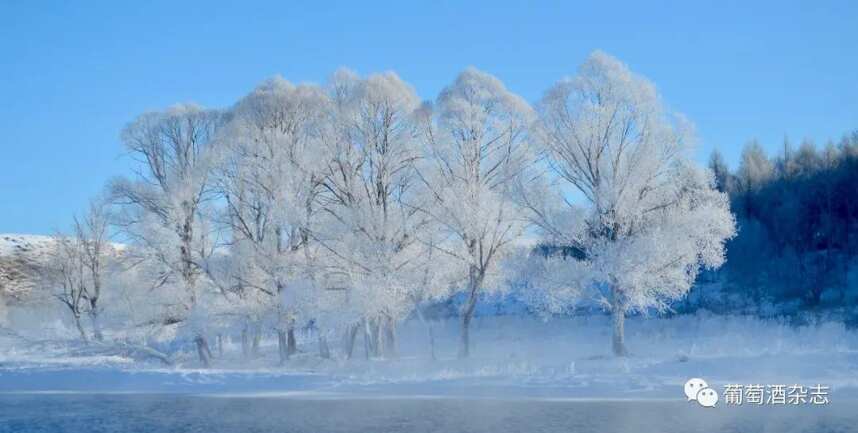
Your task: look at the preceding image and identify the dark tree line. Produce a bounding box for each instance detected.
[700,131,858,315]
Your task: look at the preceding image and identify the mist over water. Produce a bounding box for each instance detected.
[0,394,854,433]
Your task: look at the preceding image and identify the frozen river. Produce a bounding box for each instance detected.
[0,393,855,433]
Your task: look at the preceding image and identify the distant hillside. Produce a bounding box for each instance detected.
[0,234,56,258]
[0,234,56,302]
[0,234,126,305]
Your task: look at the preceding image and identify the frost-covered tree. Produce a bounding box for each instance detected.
[527,51,736,356]
[317,69,438,358]
[794,139,820,177]
[417,68,535,358]
[72,199,110,341]
[708,149,735,194]
[736,140,773,217]
[45,234,91,342]
[214,77,332,364]
[111,104,225,366]
[738,141,773,192]
[43,200,112,343]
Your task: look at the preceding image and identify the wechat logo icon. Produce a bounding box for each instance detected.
[685,378,718,408]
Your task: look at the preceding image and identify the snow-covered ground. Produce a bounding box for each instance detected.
[2,312,857,400]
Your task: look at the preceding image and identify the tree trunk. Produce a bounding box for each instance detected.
[179,203,197,305]
[363,318,374,359]
[459,312,471,359]
[344,323,359,360]
[251,324,261,357]
[116,341,173,366]
[319,335,331,359]
[458,266,482,359]
[204,336,213,361]
[364,317,383,357]
[372,319,383,357]
[382,315,397,359]
[611,306,627,357]
[458,289,478,358]
[73,314,89,343]
[277,330,289,365]
[428,323,436,361]
[195,335,212,368]
[88,308,103,342]
[287,326,297,356]
[241,325,250,359]
[611,287,628,357]
[415,306,436,361]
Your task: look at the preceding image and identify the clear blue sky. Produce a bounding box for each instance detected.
[1,0,855,235]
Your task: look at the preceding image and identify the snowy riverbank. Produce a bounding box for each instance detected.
[2,313,858,399]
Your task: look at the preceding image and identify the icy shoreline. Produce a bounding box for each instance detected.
[2,313,858,399]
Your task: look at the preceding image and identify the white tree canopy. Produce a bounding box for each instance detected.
[213,76,333,335]
[317,69,436,325]
[525,51,736,315]
[417,67,536,356]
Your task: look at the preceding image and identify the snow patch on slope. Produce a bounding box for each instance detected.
[0,234,56,259]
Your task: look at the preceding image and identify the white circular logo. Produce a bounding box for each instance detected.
[684,378,708,401]
[696,387,719,407]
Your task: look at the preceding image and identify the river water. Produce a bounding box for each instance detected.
[0,394,854,433]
